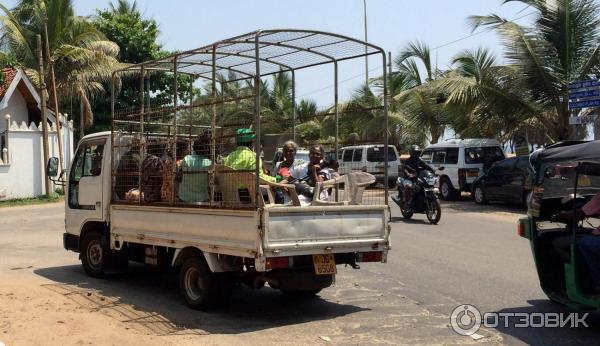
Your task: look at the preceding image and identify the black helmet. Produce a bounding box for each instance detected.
[409,145,421,157]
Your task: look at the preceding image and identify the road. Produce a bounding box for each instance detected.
[0,200,599,345]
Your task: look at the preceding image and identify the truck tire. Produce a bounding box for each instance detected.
[81,231,106,278]
[473,184,488,205]
[179,257,219,310]
[281,289,321,299]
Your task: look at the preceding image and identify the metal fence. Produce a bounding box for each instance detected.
[111,30,390,209]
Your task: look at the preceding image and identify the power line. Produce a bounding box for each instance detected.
[298,7,536,99]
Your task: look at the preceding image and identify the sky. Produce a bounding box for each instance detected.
[4,0,534,106]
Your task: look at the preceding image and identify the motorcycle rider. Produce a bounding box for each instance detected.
[401,145,435,207]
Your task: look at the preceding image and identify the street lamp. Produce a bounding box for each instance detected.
[363,0,368,87]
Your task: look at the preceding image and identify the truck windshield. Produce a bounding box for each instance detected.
[464,147,504,164]
[367,147,397,162]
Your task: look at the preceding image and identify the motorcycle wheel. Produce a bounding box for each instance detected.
[401,208,413,219]
[426,199,441,224]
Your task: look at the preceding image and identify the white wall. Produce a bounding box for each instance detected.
[0,120,74,200]
[0,90,28,132]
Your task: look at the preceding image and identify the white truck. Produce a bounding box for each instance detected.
[48,131,390,309]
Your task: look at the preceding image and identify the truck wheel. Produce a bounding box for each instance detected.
[179,257,218,310]
[440,178,457,201]
[281,289,321,299]
[81,231,106,278]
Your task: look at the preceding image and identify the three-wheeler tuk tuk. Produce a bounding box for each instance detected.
[519,140,600,309]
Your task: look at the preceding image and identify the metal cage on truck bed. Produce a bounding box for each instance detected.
[110,29,391,210]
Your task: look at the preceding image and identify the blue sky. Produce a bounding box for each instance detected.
[5,0,534,106]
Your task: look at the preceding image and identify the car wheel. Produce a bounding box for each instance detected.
[179,257,219,310]
[440,178,457,201]
[81,231,106,278]
[473,185,488,205]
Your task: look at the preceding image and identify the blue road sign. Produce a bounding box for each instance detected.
[569,89,600,100]
[569,80,600,90]
[569,99,600,110]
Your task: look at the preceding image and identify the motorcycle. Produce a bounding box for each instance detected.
[391,170,442,224]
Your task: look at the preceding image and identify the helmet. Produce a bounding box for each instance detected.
[409,145,421,157]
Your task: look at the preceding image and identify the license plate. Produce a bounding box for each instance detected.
[312,254,337,275]
[467,170,479,177]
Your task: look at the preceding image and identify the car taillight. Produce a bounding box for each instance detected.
[517,220,526,238]
[266,257,290,270]
[458,169,467,189]
[357,252,382,262]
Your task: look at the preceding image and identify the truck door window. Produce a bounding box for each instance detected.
[421,150,433,162]
[69,142,105,208]
[432,150,446,164]
[446,148,459,164]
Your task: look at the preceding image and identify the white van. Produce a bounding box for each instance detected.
[339,145,399,187]
[421,139,505,200]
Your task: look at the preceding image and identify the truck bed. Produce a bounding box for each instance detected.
[110,204,390,264]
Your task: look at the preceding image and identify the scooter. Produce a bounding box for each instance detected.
[391,170,442,224]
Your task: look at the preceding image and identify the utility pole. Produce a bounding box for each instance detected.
[44,15,64,172]
[363,0,368,87]
[37,34,51,198]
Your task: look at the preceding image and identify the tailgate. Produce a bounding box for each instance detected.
[262,205,390,256]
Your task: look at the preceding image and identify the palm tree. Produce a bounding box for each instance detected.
[109,0,137,15]
[438,47,539,141]
[392,41,445,143]
[0,0,121,129]
[469,0,600,141]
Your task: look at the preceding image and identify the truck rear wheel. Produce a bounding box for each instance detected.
[81,231,106,278]
[179,257,218,310]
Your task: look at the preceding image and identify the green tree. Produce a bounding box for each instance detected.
[392,41,446,143]
[0,0,121,129]
[470,0,600,141]
[438,47,538,141]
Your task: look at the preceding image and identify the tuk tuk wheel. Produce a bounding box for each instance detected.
[473,185,488,205]
[179,257,219,310]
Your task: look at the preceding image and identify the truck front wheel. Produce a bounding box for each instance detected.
[81,231,106,278]
[179,257,218,310]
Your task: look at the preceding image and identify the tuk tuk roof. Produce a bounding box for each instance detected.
[532,140,600,167]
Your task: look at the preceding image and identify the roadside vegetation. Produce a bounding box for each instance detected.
[0,195,62,208]
[1,0,599,150]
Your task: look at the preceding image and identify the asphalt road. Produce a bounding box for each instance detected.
[1,199,599,345]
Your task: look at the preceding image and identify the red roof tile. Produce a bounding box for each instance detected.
[0,68,18,100]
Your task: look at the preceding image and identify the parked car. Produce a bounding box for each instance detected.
[338,145,399,187]
[471,156,533,205]
[421,139,505,200]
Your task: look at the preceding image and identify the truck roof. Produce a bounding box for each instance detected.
[426,138,501,149]
[81,131,111,141]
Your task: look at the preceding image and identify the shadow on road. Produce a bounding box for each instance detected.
[440,195,526,216]
[34,264,367,336]
[389,216,436,225]
[487,300,600,345]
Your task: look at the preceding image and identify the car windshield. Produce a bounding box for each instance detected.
[367,146,397,162]
[464,146,505,164]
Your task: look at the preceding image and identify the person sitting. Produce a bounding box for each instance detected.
[274,140,301,180]
[179,134,212,203]
[223,128,276,202]
[573,193,600,293]
[284,144,332,206]
[401,145,434,207]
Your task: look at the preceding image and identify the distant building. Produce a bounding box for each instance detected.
[0,68,74,200]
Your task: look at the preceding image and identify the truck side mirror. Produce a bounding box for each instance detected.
[46,157,59,177]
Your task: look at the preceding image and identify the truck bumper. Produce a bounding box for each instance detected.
[63,233,79,252]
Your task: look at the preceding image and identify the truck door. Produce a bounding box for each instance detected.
[65,139,107,235]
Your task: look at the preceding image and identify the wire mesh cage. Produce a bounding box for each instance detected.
[111,29,390,210]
